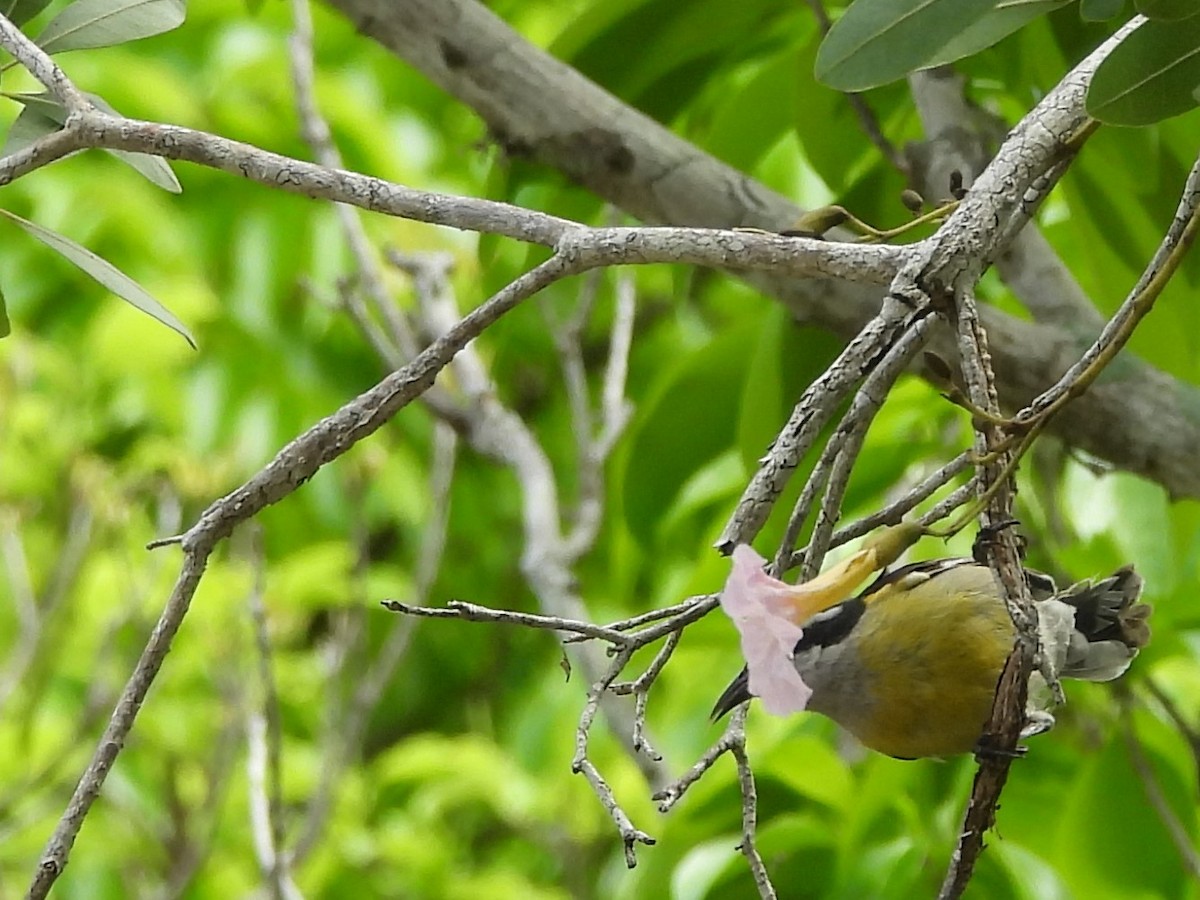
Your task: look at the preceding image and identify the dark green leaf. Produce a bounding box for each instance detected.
[36,0,186,55]
[1087,17,1200,124]
[1136,0,1200,20]
[7,91,181,191]
[927,0,1072,66]
[1,0,54,25]
[0,284,9,338]
[1080,0,1125,22]
[0,208,195,347]
[814,0,995,91]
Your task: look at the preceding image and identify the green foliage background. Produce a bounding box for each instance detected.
[1,1,1199,898]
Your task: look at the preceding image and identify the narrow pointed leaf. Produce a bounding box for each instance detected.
[815,0,995,91]
[1,104,62,156]
[0,208,195,347]
[36,0,186,55]
[2,0,54,25]
[7,91,181,192]
[1087,16,1200,124]
[0,285,9,338]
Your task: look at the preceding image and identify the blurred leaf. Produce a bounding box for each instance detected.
[0,103,61,156]
[1055,729,1194,898]
[1,0,54,25]
[1080,0,1125,21]
[6,91,181,191]
[1087,17,1200,124]
[0,284,9,337]
[926,0,1072,66]
[0,207,195,347]
[1136,0,1200,20]
[814,0,994,91]
[36,0,186,54]
[620,319,757,546]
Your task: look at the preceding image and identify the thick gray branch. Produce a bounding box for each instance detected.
[325,0,1200,499]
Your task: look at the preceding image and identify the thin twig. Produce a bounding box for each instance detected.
[718,287,924,552]
[563,594,715,641]
[729,707,777,900]
[382,599,635,646]
[936,279,1035,900]
[27,251,580,900]
[244,531,292,899]
[654,710,745,813]
[801,311,937,578]
[571,648,657,867]
[803,0,907,174]
[786,452,971,570]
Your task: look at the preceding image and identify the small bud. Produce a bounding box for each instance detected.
[949,170,967,200]
[901,189,925,213]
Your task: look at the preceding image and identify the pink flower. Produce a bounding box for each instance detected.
[719,545,812,715]
[718,527,923,717]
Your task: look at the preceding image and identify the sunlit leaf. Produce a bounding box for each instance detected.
[0,208,195,347]
[7,91,181,192]
[814,0,994,91]
[1,0,54,25]
[36,0,186,54]
[1087,16,1200,124]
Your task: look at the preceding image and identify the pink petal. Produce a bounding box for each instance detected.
[720,546,813,716]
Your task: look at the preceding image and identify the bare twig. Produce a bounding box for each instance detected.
[287,0,418,358]
[804,0,907,175]
[800,310,937,578]
[936,279,1036,900]
[26,250,580,899]
[563,594,716,642]
[718,286,925,552]
[571,648,656,867]
[730,709,777,900]
[785,452,972,570]
[243,532,293,899]
[290,424,457,869]
[655,709,744,813]
[382,599,636,646]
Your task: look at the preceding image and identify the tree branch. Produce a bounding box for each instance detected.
[321,0,1200,501]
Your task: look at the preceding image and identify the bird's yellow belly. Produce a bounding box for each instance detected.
[848,585,1014,758]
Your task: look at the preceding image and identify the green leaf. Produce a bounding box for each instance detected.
[1,0,54,25]
[0,208,195,347]
[0,284,9,338]
[36,0,186,55]
[926,0,1072,66]
[6,91,181,192]
[1080,0,1125,21]
[1087,16,1200,124]
[1136,0,1200,20]
[814,0,995,91]
[0,104,62,156]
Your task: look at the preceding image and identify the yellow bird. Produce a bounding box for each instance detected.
[713,558,1151,759]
